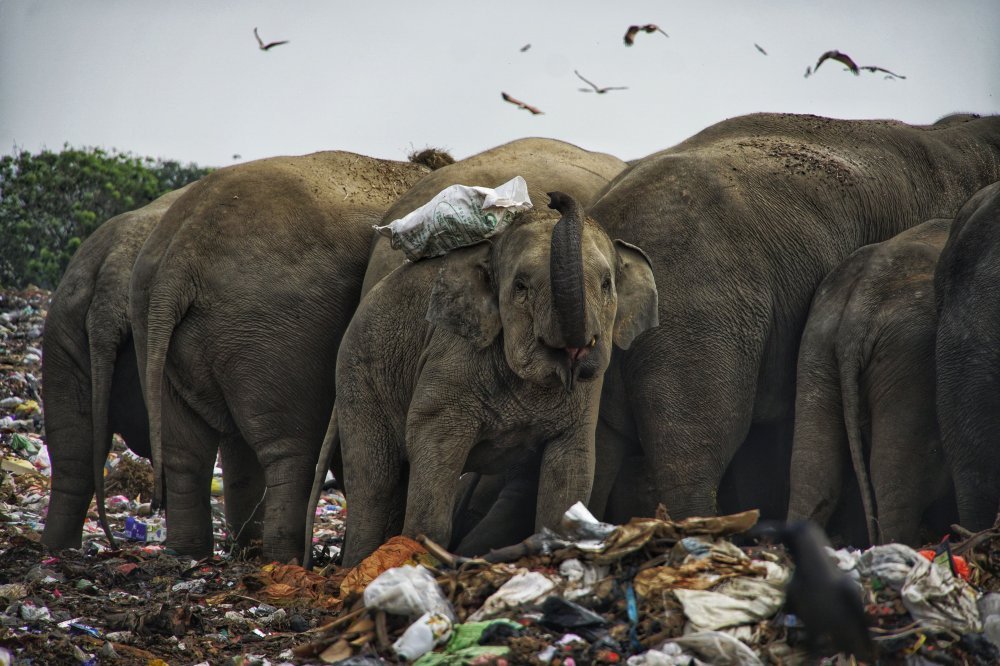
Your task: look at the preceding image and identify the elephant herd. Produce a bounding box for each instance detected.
[37,112,1000,569]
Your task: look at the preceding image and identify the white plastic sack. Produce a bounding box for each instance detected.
[392,611,453,661]
[900,554,981,634]
[374,175,532,261]
[627,642,709,666]
[467,570,555,621]
[673,577,784,632]
[667,631,763,666]
[363,565,454,620]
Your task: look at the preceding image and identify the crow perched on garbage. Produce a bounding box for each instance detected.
[254,27,289,51]
[623,24,669,46]
[575,70,628,94]
[767,521,875,662]
[501,92,543,115]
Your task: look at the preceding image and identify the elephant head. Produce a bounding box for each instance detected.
[427,191,658,389]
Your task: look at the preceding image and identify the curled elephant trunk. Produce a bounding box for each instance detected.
[548,191,589,353]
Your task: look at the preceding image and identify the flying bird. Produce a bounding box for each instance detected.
[520,43,531,52]
[806,50,906,80]
[860,65,906,79]
[501,92,543,115]
[809,50,860,76]
[623,24,669,46]
[574,70,628,94]
[254,27,289,51]
[754,43,768,55]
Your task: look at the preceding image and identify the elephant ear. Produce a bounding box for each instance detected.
[612,239,659,349]
[426,241,501,348]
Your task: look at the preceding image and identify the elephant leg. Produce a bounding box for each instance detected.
[937,321,1000,531]
[161,384,219,557]
[455,459,540,556]
[589,353,636,520]
[42,409,96,551]
[340,416,406,567]
[604,455,659,524]
[868,370,940,546]
[219,433,266,555]
[720,418,794,520]
[786,369,848,528]
[623,320,764,519]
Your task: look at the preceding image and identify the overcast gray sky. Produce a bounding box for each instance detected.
[2,0,998,167]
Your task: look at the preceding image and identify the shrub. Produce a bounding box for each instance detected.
[0,145,211,288]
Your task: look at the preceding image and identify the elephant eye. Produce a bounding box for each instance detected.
[513,277,530,301]
[601,276,613,294]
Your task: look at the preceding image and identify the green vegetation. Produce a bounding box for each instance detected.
[0,145,211,288]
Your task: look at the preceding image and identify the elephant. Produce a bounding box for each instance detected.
[787,218,954,547]
[935,180,1000,531]
[303,138,628,564]
[41,185,191,551]
[585,112,1000,524]
[335,193,658,566]
[129,151,431,562]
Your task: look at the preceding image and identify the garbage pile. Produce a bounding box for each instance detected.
[4,284,1000,665]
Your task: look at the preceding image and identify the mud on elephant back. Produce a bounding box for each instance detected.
[586,112,1000,525]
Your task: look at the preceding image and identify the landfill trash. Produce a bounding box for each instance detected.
[123,515,166,542]
[393,611,454,660]
[374,175,532,260]
[467,570,557,621]
[364,564,455,620]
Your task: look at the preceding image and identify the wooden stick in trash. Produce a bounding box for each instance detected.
[307,604,367,635]
[416,534,478,567]
[483,532,555,563]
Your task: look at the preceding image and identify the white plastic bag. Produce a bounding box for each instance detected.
[467,570,556,621]
[392,611,453,661]
[374,175,532,261]
[363,564,454,620]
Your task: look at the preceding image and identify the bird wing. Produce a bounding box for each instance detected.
[624,25,640,46]
[861,65,905,79]
[574,70,599,92]
[520,43,531,52]
[651,24,669,38]
[805,65,812,78]
[601,86,628,92]
[814,50,859,75]
[501,92,543,114]
[254,27,265,49]
[755,43,767,55]
[263,40,289,50]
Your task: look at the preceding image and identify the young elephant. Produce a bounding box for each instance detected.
[336,193,658,566]
[41,186,191,551]
[935,181,1000,531]
[787,218,954,546]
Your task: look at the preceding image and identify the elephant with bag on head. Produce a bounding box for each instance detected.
[303,138,628,564]
[787,218,955,547]
[335,193,658,566]
[129,151,431,563]
[41,186,191,551]
[935,180,1000,531]
[586,112,1000,524]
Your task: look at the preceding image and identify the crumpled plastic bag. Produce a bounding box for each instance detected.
[667,631,763,666]
[363,564,455,621]
[592,510,760,564]
[628,642,709,665]
[467,570,556,621]
[374,175,532,261]
[901,552,981,634]
[673,576,785,632]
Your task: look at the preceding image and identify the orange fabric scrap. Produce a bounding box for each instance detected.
[339,535,434,599]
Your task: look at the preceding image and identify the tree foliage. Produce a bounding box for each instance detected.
[0,145,211,288]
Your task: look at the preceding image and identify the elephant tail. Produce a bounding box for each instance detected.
[88,313,123,549]
[303,403,340,570]
[143,277,196,512]
[840,356,879,545]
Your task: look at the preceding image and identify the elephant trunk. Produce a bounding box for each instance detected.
[548,191,589,351]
